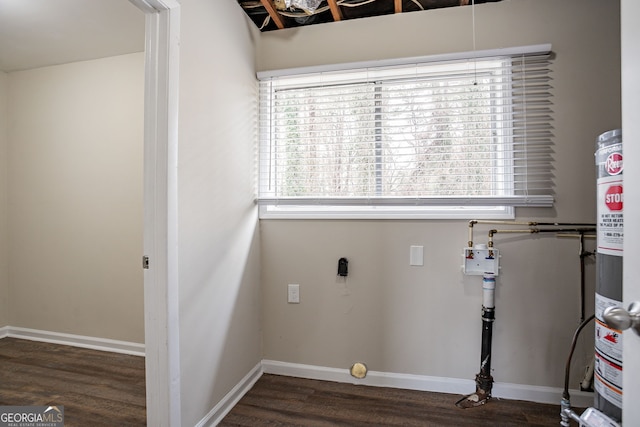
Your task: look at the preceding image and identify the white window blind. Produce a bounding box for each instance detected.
[258,46,553,219]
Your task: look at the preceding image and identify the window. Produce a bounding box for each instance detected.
[258,46,553,219]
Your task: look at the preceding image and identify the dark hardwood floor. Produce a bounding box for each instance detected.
[0,337,578,426]
[0,337,145,426]
[221,374,576,426]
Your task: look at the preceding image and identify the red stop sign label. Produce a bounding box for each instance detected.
[605,185,623,211]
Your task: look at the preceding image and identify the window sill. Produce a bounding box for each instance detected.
[258,205,515,220]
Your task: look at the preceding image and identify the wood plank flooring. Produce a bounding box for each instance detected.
[0,337,146,427]
[0,337,579,426]
[221,374,577,426]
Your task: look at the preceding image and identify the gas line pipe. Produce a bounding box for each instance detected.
[560,314,596,427]
[487,227,596,249]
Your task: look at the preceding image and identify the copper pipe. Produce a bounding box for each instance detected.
[466,220,595,249]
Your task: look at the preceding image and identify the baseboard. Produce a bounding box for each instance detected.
[196,362,263,427]
[0,326,8,339]
[3,326,145,357]
[261,360,594,408]
[492,381,593,408]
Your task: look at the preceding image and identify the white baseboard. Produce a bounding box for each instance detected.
[261,360,594,408]
[492,381,593,408]
[3,326,145,357]
[196,362,263,427]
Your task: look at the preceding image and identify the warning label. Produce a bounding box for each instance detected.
[597,176,623,256]
[594,293,623,409]
[596,293,623,322]
[594,350,623,409]
[595,319,622,363]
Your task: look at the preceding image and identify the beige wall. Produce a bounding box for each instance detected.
[177,0,262,425]
[7,53,144,343]
[0,71,7,328]
[258,0,620,389]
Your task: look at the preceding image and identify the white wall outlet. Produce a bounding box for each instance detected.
[288,284,300,303]
[410,245,424,266]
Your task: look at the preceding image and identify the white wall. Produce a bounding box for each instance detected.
[7,53,145,343]
[0,71,8,328]
[258,0,620,390]
[621,0,640,421]
[176,0,261,425]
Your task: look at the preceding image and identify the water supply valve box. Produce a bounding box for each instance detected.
[462,247,500,276]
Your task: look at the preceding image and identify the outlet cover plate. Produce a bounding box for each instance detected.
[410,245,424,266]
[288,284,300,303]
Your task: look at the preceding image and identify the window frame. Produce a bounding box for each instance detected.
[257,45,553,220]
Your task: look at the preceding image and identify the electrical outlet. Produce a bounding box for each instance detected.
[288,284,300,303]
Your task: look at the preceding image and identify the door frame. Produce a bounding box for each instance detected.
[128,1,180,425]
[621,0,640,422]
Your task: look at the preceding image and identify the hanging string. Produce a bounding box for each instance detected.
[472,0,477,84]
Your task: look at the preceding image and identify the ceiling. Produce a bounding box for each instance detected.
[0,0,504,72]
[239,0,502,31]
[0,0,144,72]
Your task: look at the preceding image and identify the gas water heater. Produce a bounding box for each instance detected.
[594,129,623,422]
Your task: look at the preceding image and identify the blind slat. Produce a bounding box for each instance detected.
[256,196,554,207]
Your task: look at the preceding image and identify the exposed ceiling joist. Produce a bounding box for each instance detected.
[259,0,285,29]
[240,0,503,32]
[328,0,343,21]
